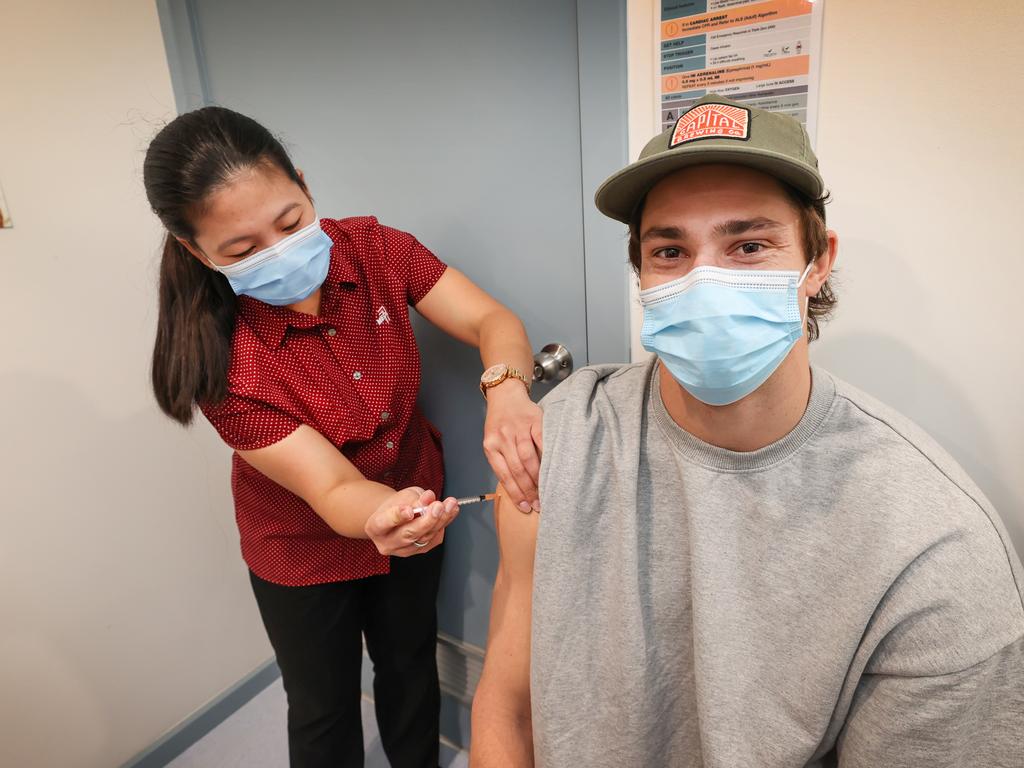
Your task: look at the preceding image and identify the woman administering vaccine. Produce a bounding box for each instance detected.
[143,106,541,768]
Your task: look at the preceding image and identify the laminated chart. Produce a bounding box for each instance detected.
[660,0,824,138]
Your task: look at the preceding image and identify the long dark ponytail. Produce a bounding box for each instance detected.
[143,106,304,425]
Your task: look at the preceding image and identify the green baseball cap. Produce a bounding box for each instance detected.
[595,93,824,223]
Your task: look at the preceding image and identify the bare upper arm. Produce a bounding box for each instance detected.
[237,424,364,510]
[494,484,540,585]
[413,266,508,347]
[476,485,539,712]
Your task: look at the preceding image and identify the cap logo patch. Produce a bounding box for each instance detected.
[670,103,750,147]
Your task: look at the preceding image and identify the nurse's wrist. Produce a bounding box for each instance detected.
[484,376,531,401]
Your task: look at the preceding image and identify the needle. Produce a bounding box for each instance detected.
[412,493,496,516]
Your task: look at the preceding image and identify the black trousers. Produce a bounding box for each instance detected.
[250,543,444,768]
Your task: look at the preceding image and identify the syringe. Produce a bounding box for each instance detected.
[412,493,496,517]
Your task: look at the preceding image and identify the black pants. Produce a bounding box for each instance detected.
[250,544,444,768]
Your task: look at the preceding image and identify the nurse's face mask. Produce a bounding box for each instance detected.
[206,216,333,306]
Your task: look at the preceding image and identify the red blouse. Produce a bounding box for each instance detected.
[200,216,448,586]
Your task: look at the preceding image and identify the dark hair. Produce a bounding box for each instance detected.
[627,180,838,341]
[144,106,304,424]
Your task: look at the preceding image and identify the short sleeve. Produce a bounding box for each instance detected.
[377,225,448,305]
[837,636,1024,767]
[199,392,301,451]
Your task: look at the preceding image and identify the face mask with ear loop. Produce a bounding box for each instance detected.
[640,262,815,406]
[207,216,333,306]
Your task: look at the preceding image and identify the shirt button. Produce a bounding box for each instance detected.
[353,371,362,381]
[326,328,337,336]
[381,411,390,421]
[386,441,394,449]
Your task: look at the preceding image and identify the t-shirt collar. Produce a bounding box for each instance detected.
[650,359,837,471]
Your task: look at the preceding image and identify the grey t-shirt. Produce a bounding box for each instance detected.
[531,358,1024,768]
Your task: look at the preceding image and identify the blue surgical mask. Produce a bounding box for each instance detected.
[211,216,332,306]
[640,263,814,406]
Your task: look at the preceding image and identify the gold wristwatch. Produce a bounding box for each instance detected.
[480,363,531,399]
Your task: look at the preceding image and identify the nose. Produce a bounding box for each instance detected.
[688,250,722,271]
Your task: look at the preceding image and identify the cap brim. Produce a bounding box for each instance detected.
[595,145,825,224]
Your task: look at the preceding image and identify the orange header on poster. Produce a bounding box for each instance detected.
[662,54,809,95]
[661,0,812,40]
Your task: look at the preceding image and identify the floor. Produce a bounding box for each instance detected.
[166,678,469,768]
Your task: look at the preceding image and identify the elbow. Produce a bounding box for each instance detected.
[470,685,534,768]
[481,305,524,335]
[471,673,533,733]
[475,307,527,352]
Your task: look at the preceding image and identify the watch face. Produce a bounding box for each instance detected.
[481,363,509,384]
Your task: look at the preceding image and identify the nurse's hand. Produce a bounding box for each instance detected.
[483,382,543,514]
[365,487,460,557]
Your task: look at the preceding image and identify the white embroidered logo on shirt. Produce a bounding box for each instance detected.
[376,306,391,326]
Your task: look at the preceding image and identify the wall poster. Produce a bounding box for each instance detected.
[659,0,825,143]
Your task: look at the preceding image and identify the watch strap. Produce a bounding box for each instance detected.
[480,365,532,398]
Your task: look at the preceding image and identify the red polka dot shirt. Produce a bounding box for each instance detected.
[200,216,447,586]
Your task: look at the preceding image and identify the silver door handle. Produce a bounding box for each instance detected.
[533,343,573,383]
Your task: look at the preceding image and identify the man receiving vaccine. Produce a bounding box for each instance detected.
[470,94,1024,767]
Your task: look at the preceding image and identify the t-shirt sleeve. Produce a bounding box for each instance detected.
[837,635,1024,767]
[377,224,448,305]
[199,392,301,451]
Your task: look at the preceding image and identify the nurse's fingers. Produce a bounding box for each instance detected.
[486,449,531,514]
[393,527,446,558]
[402,496,459,539]
[401,500,446,539]
[414,488,435,506]
[365,487,426,544]
[516,434,541,490]
[367,504,436,555]
[503,441,538,509]
[391,498,458,555]
[391,488,428,526]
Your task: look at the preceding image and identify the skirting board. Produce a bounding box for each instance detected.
[121,634,483,766]
[121,658,282,768]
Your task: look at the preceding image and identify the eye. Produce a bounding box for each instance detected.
[653,247,682,260]
[282,216,302,232]
[739,242,764,255]
[226,246,256,260]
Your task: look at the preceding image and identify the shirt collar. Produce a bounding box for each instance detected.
[237,228,361,349]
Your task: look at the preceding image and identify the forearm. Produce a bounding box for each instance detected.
[478,308,533,375]
[314,478,397,538]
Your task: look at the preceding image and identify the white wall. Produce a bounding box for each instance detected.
[626,0,1024,552]
[0,2,1020,764]
[0,2,272,766]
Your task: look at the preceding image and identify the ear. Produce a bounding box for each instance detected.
[295,168,315,202]
[176,236,217,270]
[805,230,839,297]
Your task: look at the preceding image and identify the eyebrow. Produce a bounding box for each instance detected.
[711,217,785,237]
[640,225,686,243]
[640,217,786,243]
[216,202,303,251]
